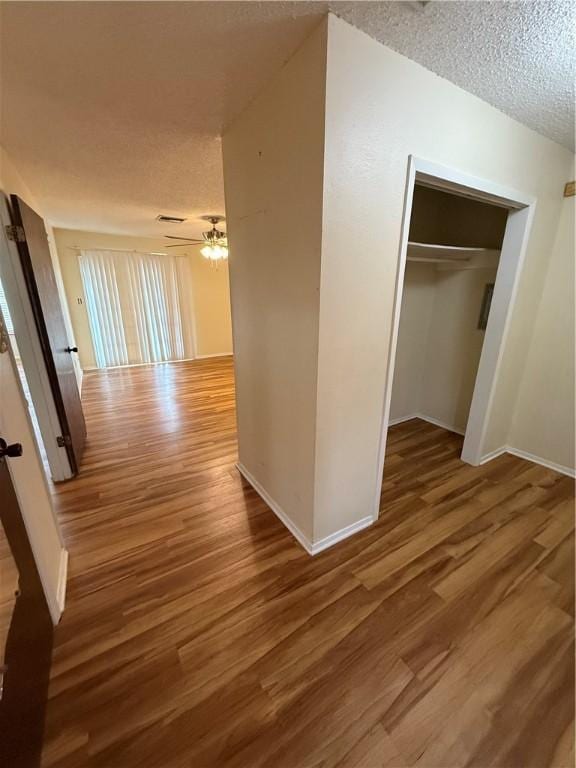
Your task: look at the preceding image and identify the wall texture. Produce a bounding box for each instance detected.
[310,14,574,541]
[391,263,499,433]
[509,191,575,471]
[53,228,233,368]
[223,19,327,542]
[421,266,499,432]
[226,14,574,549]
[389,262,436,421]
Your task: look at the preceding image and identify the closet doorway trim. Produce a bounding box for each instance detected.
[374,155,536,520]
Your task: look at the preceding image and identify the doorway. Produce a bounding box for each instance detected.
[0,194,86,481]
[0,276,50,476]
[375,157,535,514]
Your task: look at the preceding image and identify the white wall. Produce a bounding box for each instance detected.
[422,267,499,432]
[389,262,436,420]
[53,228,233,369]
[311,14,574,541]
[223,20,327,543]
[0,145,67,621]
[225,13,573,549]
[509,192,575,471]
[391,263,499,432]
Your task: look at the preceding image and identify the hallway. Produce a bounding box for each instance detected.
[43,359,574,767]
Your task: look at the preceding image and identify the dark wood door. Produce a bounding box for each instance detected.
[0,449,54,768]
[9,195,86,474]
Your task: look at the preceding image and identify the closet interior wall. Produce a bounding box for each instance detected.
[390,186,507,434]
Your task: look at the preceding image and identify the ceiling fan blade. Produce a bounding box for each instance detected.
[163,235,204,242]
[165,242,201,248]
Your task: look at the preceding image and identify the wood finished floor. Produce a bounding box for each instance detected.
[42,358,575,768]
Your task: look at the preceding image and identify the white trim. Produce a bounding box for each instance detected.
[375,155,536,522]
[372,156,417,521]
[83,352,233,371]
[311,516,373,555]
[42,578,61,626]
[478,445,574,478]
[416,414,465,436]
[478,446,508,464]
[391,425,575,479]
[87,357,198,372]
[236,462,313,553]
[56,547,69,620]
[414,158,534,210]
[82,355,233,372]
[387,413,419,427]
[387,413,464,435]
[505,446,575,479]
[461,205,534,465]
[195,352,233,359]
[236,462,373,555]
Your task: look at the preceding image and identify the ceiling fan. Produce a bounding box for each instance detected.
[164,215,228,261]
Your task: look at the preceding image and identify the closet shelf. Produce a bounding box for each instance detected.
[407,241,500,267]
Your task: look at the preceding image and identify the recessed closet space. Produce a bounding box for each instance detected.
[389,184,508,438]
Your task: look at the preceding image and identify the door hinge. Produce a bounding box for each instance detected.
[56,435,72,447]
[4,224,26,243]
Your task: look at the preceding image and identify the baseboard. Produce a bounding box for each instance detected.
[479,446,508,464]
[390,416,575,478]
[195,353,233,360]
[310,516,374,555]
[388,412,465,436]
[505,446,575,479]
[46,547,68,625]
[387,414,419,427]
[418,414,465,436]
[84,356,233,371]
[85,358,215,372]
[479,445,575,478]
[236,462,314,553]
[236,463,373,555]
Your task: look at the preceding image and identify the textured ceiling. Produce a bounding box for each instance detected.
[334,0,575,151]
[0,2,324,237]
[0,1,573,239]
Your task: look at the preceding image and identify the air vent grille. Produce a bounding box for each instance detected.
[156,215,187,224]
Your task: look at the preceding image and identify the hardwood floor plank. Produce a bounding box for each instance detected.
[433,506,548,602]
[40,360,574,767]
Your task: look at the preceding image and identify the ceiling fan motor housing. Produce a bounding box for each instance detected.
[204,227,226,242]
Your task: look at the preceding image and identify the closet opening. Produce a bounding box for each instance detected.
[389,184,506,437]
[375,157,535,517]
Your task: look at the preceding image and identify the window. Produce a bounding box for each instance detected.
[79,250,196,368]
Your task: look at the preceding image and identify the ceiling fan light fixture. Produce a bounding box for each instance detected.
[201,243,228,261]
[164,214,228,261]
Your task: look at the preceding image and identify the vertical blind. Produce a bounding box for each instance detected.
[79,250,196,369]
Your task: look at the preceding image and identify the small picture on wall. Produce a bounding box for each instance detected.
[478,283,495,331]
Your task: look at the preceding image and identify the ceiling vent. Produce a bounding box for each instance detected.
[156,214,187,224]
